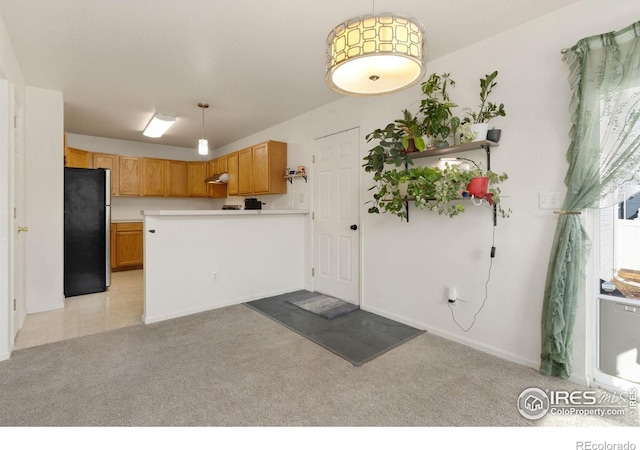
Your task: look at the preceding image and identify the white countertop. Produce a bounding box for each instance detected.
[111,219,143,223]
[142,209,309,217]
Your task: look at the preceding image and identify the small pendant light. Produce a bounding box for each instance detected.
[198,102,209,156]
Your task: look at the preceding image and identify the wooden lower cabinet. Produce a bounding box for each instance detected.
[111,222,143,271]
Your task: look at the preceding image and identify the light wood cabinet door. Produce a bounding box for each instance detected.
[227,152,239,196]
[113,223,143,270]
[187,161,207,197]
[218,155,228,173]
[118,156,142,196]
[252,141,287,194]
[238,147,253,195]
[65,147,92,168]
[207,158,227,198]
[166,160,188,197]
[93,153,119,196]
[142,157,166,196]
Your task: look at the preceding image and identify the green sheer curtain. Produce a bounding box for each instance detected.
[540,21,640,379]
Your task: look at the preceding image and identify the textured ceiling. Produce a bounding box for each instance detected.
[0,0,580,151]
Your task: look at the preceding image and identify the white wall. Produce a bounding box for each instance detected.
[25,87,64,314]
[0,11,25,359]
[143,212,307,323]
[207,1,640,384]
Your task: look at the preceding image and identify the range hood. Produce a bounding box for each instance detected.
[205,173,229,184]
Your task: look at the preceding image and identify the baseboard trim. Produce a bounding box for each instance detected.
[362,304,539,372]
[143,286,305,324]
[0,351,10,361]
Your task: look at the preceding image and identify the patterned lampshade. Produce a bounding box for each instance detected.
[326,14,427,96]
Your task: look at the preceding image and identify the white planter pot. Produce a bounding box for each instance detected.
[469,123,489,142]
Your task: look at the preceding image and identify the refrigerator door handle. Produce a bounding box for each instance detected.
[105,205,111,287]
[104,169,111,287]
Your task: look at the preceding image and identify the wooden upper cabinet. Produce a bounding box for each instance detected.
[166,160,188,197]
[238,147,253,195]
[141,158,167,197]
[187,161,207,197]
[207,158,226,198]
[93,153,119,196]
[251,141,287,194]
[118,156,142,196]
[227,152,239,196]
[65,147,92,169]
[217,155,228,173]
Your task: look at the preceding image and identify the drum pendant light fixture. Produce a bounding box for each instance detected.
[326,13,427,96]
[197,102,209,156]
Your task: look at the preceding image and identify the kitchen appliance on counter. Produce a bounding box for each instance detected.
[222,204,243,210]
[244,198,263,210]
[64,167,111,297]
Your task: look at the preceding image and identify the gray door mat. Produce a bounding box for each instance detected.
[245,290,424,366]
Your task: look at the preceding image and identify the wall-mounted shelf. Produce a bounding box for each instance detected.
[395,140,500,224]
[285,173,307,184]
[401,140,498,167]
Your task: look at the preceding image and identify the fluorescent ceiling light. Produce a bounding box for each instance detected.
[143,113,176,138]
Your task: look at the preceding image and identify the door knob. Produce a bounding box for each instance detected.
[17,226,28,233]
[350,224,358,231]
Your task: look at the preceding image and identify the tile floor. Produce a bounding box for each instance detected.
[14,269,143,350]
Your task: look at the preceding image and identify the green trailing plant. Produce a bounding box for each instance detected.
[365,162,510,220]
[463,70,506,124]
[363,69,510,221]
[363,123,413,180]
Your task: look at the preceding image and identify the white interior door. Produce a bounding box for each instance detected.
[312,127,360,304]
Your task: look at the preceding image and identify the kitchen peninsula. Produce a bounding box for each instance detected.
[142,209,308,324]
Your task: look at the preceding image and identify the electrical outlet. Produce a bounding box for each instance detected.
[538,192,562,210]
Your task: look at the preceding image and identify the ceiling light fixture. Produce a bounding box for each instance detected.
[197,102,209,156]
[325,10,427,96]
[143,113,176,138]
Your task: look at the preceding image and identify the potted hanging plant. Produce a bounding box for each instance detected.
[461,165,511,218]
[462,70,506,142]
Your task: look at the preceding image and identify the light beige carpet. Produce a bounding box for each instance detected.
[0,303,637,427]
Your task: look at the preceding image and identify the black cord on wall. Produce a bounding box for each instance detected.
[448,226,496,333]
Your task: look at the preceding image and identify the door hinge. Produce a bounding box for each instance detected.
[311,268,315,277]
[311,211,314,220]
[14,207,17,219]
[312,155,315,164]
[14,115,17,128]
[13,299,16,311]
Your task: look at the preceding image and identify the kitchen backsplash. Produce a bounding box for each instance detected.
[111,197,217,220]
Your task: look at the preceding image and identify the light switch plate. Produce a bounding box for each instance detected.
[539,192,562,210]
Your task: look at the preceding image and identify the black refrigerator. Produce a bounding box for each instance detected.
[64,167,111,297]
